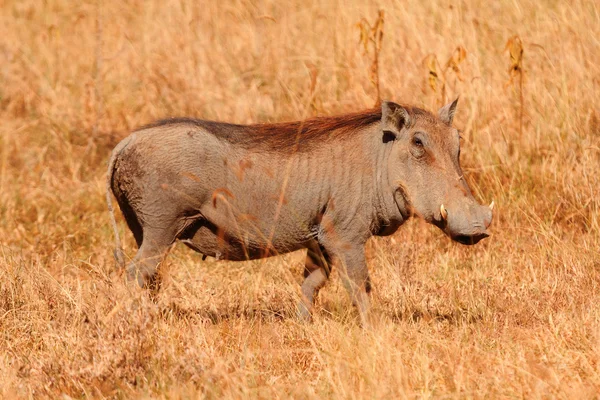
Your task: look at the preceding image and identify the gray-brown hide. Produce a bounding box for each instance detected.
[107,99,493,325]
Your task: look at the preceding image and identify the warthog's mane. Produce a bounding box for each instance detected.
[139,106,435,152]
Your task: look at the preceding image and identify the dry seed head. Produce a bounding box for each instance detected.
[356,10,385,106]
[445,46,467,81]
[424,54,443,92]
[505,35,524,82]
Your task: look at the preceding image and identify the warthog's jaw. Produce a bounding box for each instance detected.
[393,185,413,222]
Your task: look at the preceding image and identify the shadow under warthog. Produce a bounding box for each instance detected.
[387,307,485,325]
[160,301,292,324]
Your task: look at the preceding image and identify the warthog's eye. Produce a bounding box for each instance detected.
[410,134,426,158]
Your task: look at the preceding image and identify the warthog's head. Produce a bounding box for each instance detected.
[382,99,493,245]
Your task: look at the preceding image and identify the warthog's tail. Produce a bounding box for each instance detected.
[106,135,135,269]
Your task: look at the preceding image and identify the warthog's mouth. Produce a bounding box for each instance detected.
[451,232,489,245]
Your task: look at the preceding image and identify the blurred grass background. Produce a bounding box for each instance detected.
[1,0,600,397]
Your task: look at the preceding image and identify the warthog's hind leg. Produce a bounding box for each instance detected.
[298,243,331,321]
[127,227,177,290]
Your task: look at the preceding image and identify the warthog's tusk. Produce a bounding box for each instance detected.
[440,204,448,221]
[489,201,495,211]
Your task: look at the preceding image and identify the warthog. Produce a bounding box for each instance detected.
[106,99,493,324]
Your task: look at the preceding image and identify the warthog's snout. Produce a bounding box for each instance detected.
[439,201,493,245]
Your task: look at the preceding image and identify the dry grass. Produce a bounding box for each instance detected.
[1,0,600,398]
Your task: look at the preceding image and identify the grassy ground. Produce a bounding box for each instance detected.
[1,0,600,398]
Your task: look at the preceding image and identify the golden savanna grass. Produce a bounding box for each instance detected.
[1,0,600,397]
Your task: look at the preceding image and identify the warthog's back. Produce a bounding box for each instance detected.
[110,114,381,260]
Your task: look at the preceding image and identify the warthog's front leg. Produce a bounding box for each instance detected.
[334,247,372,327]
[298,243,332,321]
[317,219,372,326]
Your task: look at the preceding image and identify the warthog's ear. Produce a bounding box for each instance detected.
[381,101,411,142]
[438,97,459,125]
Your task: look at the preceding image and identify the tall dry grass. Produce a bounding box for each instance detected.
[1,0,600,397]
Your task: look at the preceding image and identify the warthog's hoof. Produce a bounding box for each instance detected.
[296,301,313,323]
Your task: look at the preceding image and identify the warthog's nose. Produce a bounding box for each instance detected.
[441,202,493,245]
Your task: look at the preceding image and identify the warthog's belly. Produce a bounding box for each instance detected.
[180,221,305,261]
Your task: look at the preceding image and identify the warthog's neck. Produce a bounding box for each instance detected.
[369,125,407,236]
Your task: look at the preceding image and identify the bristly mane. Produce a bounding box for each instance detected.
[137,106,435,152]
